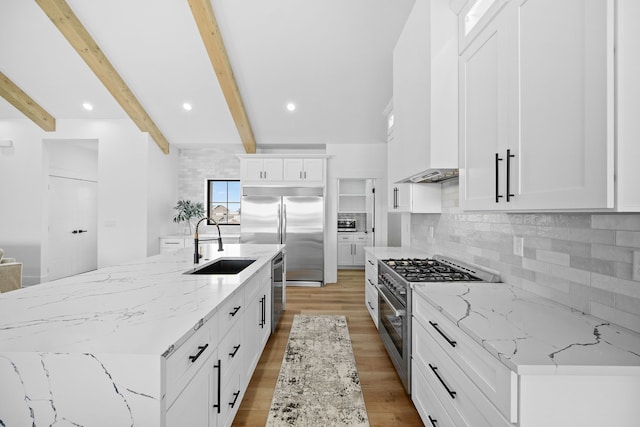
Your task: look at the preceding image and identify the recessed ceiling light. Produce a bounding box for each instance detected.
[286,102,296,112]
[183,103,192,111]
[82,102,93,111]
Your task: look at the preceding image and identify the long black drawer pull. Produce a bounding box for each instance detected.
[495,152,503,203]
[229,390,241,408]
[428,416,438,426]
[188,343,209,362]
[429,364,456,399]
[429,321,457,347]
[367,259,374,265]
[230,306,241,316]
[229,344,241,358]
[506,149,515,202]
[212,360,221,413]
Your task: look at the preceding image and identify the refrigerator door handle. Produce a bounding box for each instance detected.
[277,204,282,243]
[283,204,287,242]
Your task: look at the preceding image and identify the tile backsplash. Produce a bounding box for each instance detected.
[178,145,243,202]
[411,180,640,334]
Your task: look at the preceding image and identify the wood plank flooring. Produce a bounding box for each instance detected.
[234,270,424,426]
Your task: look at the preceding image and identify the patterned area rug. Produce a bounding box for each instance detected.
[266,315,370,427]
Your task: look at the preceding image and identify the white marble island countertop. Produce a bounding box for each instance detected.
[0,243,284,356]
[413,282,640,376]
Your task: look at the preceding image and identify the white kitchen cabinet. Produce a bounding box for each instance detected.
[166,351,218,427]
[242,158,283,182]
[283,158,324,183]
[160,237,187,254]
[337,234,369,267]
[245,265,271,378]
[364,252,378,328]
[389,183,442,213]
[459,0,615,211]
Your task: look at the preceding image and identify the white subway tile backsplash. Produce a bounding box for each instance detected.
[537,249,570,266]
[616,231,640,248]
[410,180,640,333]
[592,214,640,231]
[590,273,640,300]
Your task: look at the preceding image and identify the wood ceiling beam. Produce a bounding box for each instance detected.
[0,72,56,131]
[187,0,257,154]
[35,0,170,154]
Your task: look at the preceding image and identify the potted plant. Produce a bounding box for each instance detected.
[173,200,205,235]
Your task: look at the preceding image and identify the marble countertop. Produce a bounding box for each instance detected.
[0,244,284,357]
[366,247,640,375]
[413,282,640,375]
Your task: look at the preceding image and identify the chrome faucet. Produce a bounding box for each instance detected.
[194,216,223,264]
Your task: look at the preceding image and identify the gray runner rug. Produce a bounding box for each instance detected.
[266,314,370,427]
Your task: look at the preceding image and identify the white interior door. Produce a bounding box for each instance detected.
[48,176,97,281]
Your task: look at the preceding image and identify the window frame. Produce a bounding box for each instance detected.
[206,179,241,226]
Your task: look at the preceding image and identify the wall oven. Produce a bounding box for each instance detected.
[377,255,500,394]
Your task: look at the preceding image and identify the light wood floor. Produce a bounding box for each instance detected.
[234,270,424,426]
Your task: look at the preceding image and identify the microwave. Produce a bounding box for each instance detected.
[337,218,357,232]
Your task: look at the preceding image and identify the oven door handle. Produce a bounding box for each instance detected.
[379,286,406,317]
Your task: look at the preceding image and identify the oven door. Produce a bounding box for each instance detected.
[378,284,410,393]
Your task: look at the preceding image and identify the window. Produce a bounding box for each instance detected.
[207,180,241,225]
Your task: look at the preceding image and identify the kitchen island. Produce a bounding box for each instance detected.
[0,244,285,427]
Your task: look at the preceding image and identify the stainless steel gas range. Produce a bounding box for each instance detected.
[377,255,500,394]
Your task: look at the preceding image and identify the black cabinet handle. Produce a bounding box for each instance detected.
[367,259,374,265]
[495,152,503,203]
[212,360,221,413]
[188,343,209,363]
[72,230,78,234]
[429,321,457,347]
[429,364,456,399]
[262,295,266,328]
[229,390,241,408]
[428,415,438,426]
[506,149,515,202]
[229,344,241,358]
[78,230,87,233]
[367,301,374,310]
[230,306,241,317]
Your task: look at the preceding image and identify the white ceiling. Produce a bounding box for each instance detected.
[0,0,415,149]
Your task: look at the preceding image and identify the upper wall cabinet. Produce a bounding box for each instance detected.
[239,155,327,187]
[390,0,458,185]
[283,158,324,182]
[458,0,630,211]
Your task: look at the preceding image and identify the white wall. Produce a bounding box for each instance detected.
[325,143,388,283]
[0,118,178,285]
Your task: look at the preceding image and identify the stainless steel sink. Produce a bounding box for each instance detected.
[185,258,256,275]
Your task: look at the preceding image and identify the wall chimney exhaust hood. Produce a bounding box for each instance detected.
[400,168,459,184]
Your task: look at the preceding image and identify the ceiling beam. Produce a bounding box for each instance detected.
[187,0,257,154]
[35,0,170,154]
[0,72,56,131]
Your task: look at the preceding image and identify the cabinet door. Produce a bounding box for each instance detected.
[459,5,511,211]
[166,354,213,427]
[353,242,366,266]
[337,242,353,265]
[283,158,304,181]
[395,184,412,212]
[243,158,265,181]
[303,158,324,181]
[262,158,283,181]
[511,0,613,210]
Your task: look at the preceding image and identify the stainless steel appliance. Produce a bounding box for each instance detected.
[240,186,324,286]
[377,255,500,394]
[271,251,285,332]
[337,218,357,232]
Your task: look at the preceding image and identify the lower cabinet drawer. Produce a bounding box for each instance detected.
[413,320,512,427]
[412,359,456,427]
[413,290,517,422]
[218,289,245,337]
[165,319,215,406]
[218,322,244,386]
[365,281,378,328]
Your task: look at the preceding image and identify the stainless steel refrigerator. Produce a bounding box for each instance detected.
[240,186,324,286]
